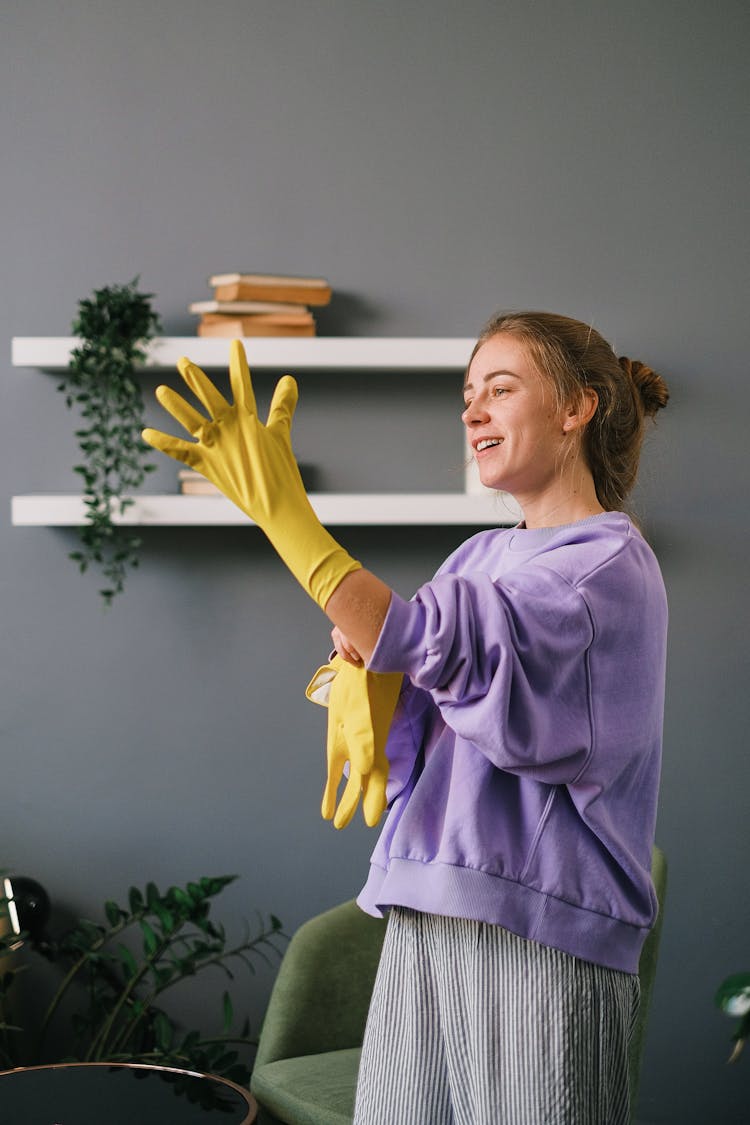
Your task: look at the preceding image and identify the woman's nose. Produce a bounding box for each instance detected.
[462,396,489,425]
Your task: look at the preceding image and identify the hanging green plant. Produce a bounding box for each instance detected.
[59,278,161,606]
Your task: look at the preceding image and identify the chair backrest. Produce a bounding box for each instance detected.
[254,899,387,1069]
[629,845,668,1112]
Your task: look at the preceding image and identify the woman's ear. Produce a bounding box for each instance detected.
[562,388,598,433]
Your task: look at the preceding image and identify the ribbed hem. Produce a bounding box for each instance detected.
[357,857,648,974]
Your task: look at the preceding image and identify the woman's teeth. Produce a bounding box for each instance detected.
[477,438,502,452]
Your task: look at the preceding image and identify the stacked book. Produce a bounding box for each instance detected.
[179,470,220,495]
[189,272,332,337]
[178,465,318,496]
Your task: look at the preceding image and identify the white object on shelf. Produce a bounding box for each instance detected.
[11,336,475,371]
[11,493,521,528]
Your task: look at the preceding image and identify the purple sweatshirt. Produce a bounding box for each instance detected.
[359,512,667,974]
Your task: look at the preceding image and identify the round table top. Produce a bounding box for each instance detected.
[0,1062,257,1124]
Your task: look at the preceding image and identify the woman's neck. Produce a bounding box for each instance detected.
[515,469,604,529]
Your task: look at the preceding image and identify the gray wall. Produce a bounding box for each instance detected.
[2,2,748,1121]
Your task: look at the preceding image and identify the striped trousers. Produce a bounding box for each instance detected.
[353,908,639,1125]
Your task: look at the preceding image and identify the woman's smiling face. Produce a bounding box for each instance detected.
[462,332,570,501]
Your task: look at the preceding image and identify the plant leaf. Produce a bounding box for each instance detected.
[105,900,122,928]
[140,921,159,957]
[153,1011,174,1052]
[117,943,138,980]
[128,886,144,914]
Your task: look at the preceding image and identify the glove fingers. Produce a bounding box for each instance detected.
[228,340,258,416]
[177,357,231,420]
[362,771,388,828]
[155,384,209,436]
[321,720,348,821]
[333,769,364,830]
[344,716,375,773]
[266,376,299,434]
[321,764,344,821]
[142,427,201,468]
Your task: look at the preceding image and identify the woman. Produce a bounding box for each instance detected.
[144,310,669,1125]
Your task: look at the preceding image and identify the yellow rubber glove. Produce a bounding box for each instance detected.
[142,340,361,609]
[306,657,402,829]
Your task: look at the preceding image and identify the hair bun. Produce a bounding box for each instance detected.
[619,356,669,417]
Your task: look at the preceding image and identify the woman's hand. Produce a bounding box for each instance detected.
[331,626,364,666]
[143,340,361,610]
[306,654,402,829]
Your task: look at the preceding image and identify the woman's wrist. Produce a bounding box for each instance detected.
[324,569,393,664]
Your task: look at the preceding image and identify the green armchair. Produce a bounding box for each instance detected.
[251,847,667,1125]
[251,898,386,1125]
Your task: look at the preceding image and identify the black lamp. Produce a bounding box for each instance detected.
[3,875,51,944]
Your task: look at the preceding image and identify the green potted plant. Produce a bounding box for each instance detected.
[58,278,160,605]
[0,874,285,1085]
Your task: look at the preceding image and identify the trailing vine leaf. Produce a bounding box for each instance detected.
[58,278,161,605]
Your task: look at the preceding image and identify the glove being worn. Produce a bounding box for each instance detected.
[143,340,361,609]
[306,656,402,829]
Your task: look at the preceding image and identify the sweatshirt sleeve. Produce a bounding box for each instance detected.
[381,680,436,804]
[368,564,596,784]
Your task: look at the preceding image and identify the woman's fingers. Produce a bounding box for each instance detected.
[177,357,231,419]
[142,426,200,468]
[155,385,208,436]
[228,340,258,415]
[266,375,299,431]
[331,626,363,665]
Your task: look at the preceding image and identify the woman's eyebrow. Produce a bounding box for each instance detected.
[463,369,522,391]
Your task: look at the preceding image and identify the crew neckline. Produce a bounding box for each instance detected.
[507,511,627,550]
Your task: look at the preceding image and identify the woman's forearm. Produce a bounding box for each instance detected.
[324,568,393,664]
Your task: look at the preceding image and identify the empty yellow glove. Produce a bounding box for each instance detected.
[306,657,402,829]
[143,340,361,609]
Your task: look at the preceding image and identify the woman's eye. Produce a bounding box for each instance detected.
[492,386,508,397]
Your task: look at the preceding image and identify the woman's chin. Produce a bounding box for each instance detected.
[479,471,507,492]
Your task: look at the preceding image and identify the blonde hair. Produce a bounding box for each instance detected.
[470,311,669,511]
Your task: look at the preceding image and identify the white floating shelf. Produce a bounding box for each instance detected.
[11,493,521,528]
[11,336,518,530]
[11,337,475,372]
